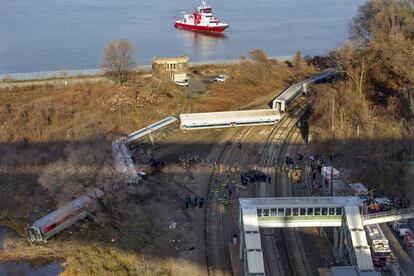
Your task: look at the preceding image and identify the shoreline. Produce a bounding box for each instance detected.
[0,55,293,83]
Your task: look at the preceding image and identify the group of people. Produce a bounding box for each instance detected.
[309,155,324,180]
[240,170,272,185]
[184,193,205,209]
[179,153,200,167]
[367,197,410,213]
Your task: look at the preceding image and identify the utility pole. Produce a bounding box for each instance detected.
[330,96,335,196]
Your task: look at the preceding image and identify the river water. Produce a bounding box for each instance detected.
[0,0,366,74]
[0,227,64,276]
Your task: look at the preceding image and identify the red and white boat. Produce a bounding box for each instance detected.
[175,1,229,33]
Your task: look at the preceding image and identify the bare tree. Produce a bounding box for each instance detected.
[102,39,137,83]
[332,42,376,96]
[293,51,303,79]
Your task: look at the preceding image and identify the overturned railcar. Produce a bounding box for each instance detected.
[27,193,101,243]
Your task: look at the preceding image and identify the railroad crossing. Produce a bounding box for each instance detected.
[239,196,414,276]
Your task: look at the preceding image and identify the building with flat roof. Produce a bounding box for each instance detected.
[152,55,189,81]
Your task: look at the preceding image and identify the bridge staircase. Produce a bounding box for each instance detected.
[342,206,374,271]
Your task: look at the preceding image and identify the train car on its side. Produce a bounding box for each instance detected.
[27,193,101,243]
[111,140,144,184]
[179,109,281,130]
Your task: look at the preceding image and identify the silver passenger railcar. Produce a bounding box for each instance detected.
[272,83,303,111]
[272,68,338,111]
[125,116,178,143]
[27,193,100,243]
[179,109,281,130]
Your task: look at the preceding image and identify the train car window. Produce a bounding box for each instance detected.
[307,208,314,215]
[263,209,269,217]
[271,208,277,216]
[329,208,335,215]
[336,207,342,215]
[285,208,292,216]
[257,209,262,217]
[322,208,328,215]
[315,207,321,215]
[293,208,299,216]
[278,208,284,216]
[300,208,306,215]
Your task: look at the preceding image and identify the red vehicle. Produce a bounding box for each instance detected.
[175,1,229,33]
[403,231,414,254]
[365,224,393,269]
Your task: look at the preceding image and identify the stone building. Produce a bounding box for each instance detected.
[152,55,189,81]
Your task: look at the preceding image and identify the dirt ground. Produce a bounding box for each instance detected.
[184,74,216,98]
[0,56,318,274]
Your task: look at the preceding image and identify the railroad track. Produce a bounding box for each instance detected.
[256,97,312,276]
[277,112,313,276]
[206,127,253,276]
[206,96,313,276]
[261,228,285,276]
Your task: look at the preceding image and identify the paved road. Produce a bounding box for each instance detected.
[381,223,414,275]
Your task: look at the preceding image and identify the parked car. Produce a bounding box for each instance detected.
[214,75,228,82]
[175,79,189,87]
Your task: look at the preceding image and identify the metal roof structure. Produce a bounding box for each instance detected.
[343,206,374,271]
[239,197,377,274]
[240,196,363,210]
[246,251,265,275]
[240,208,265,275]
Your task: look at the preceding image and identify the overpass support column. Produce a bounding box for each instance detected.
[239,227,244,261]
[149,133,155,147]
[338,220,345,263]
[334,227,339,249]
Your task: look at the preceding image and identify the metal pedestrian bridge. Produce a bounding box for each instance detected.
[362,207,414,225]
[239,197,414,276]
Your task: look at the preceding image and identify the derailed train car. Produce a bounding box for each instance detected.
[111,140,144,183]
[272,83,303,111]
[27,140,143,243]
[272,68,338,111]
[27,191,102,243]
[27,117,177,243]
[179,109,281,130]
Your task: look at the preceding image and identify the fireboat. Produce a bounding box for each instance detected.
[174,1,229,33]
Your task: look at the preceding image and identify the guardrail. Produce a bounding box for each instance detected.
[362,207,414,220]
